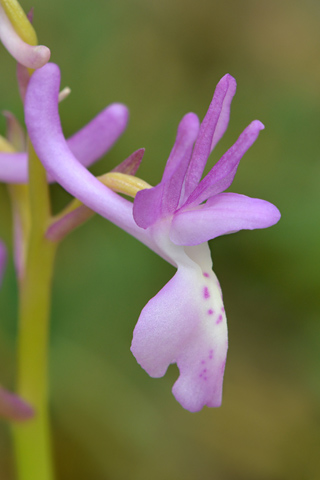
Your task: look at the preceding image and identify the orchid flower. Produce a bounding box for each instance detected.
[24,63,280,412]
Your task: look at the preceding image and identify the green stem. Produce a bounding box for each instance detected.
[12,140,57,480]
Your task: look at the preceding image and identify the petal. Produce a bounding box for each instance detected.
[184,120,264,208]
[183,74,237,199]
[131,241,228,412]
[0,103,129,184]
[24,63,163,257]
[0,241,6,286]
[133,113,199,228]
[0,152,27,183]
[0,4,50,68]
[66,103,129,169]
[170,192,281,246]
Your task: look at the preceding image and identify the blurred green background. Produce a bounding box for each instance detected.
[1,0,320,478]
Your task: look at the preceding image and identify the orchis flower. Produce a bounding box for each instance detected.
[24,63,280,412]
[130,76,280,411]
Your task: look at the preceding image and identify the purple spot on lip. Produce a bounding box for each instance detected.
[216,314,223,325]
[203,272,209,278]
[208,309,214,315]
[203,287,210,299]
[201,360,206,365]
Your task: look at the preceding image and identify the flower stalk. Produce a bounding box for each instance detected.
[12,140,56,480]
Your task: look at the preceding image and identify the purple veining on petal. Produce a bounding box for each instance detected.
[203,286,210,299]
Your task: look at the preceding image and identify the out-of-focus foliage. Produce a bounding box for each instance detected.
[0,0,319,478]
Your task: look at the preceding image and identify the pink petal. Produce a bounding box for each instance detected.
[131,242,228,412]
[170,192,281,246]
[65,103,129,169]
[184,120,265,208]
[0,152,27,183]
[183,74,237,200]
[0,4,50,69]
[133,113,199,228]
[0,103,129,183]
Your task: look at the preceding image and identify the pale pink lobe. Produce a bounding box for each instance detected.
[131,241,228,412]
[170,192,281,246]
[133,113,199,229]
[0,4,50,68]
[183,74,237,200]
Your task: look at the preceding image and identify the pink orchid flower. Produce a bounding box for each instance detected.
[24,63,280,412]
